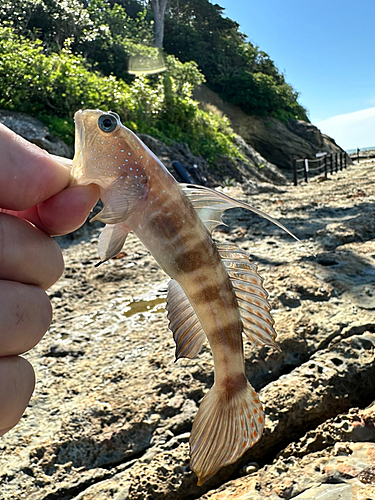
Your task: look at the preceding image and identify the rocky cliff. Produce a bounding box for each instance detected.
[194,85,348,175]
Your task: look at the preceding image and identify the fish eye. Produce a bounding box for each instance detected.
[98,114,118,133]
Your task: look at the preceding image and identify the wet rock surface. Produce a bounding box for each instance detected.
[1,160,375,499]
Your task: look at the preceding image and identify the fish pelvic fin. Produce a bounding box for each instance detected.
[190,376,264,486]
[180,183,303,247]
[97,222,130,263]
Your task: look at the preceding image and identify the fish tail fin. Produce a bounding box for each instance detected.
[190,376,264,486]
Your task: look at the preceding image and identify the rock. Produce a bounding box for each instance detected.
[279,403,375,459]
[233,134,287,185]
[0,109,72,157]
[139,133,286,187]
[194,85,350,175]
[201,441,375,499]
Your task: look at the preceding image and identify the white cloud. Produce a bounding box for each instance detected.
[315,107,375,151]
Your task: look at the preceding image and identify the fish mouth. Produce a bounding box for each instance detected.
[70,110,87,186]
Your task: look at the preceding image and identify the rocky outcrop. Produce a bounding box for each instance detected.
[139,133,287,187]
[202,438,375,499]
[194,85,349,175]
[0,109,73,157]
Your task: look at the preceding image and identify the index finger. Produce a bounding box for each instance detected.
[0,124,71,210]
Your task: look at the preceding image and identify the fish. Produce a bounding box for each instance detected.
[70,109,297,485]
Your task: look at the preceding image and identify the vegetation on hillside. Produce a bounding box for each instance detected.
[0,0,308,163]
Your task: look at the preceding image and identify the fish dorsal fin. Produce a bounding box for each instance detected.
[166,279,206,360]
[217,242,278,348]
[180,183,301,244]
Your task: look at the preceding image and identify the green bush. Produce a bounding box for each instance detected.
[0,25,241,164]
[0,27,130,116]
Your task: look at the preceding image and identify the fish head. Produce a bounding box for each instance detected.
[71,109,152,224]
[71,109,148,188]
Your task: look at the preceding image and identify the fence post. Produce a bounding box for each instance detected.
[330,154,333,174]
[357,148,360,164]
[293,159,298,186]
[340,152,343,171]
[304,159,309,183]
[324,154,328,179]
[344,154,347,169]
[335,153,339,173]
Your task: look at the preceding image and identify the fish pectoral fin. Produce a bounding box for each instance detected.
[217,243,278,348]
[180,183,302,246]
[166,279,206,360]
[97,223,130,262]
[91,178,147,224]
[190,377,264,486]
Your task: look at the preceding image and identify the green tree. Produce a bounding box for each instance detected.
[163,0,308,120]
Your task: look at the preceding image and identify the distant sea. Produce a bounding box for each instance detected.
[346,146,375,154]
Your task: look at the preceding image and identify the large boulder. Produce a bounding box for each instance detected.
[194,85,348,174]
[0,109,72,157]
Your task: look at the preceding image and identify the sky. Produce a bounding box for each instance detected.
[217,0,375,150]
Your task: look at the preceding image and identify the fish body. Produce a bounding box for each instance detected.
[71,109,279,484]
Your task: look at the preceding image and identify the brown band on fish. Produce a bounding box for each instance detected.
[173,239,215,274]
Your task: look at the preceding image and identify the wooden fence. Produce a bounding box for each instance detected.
[293,152,348,186]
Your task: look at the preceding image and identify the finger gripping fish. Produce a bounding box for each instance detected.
[71,109,292,485]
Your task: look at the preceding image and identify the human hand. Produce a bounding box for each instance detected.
[0,123,99,436]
